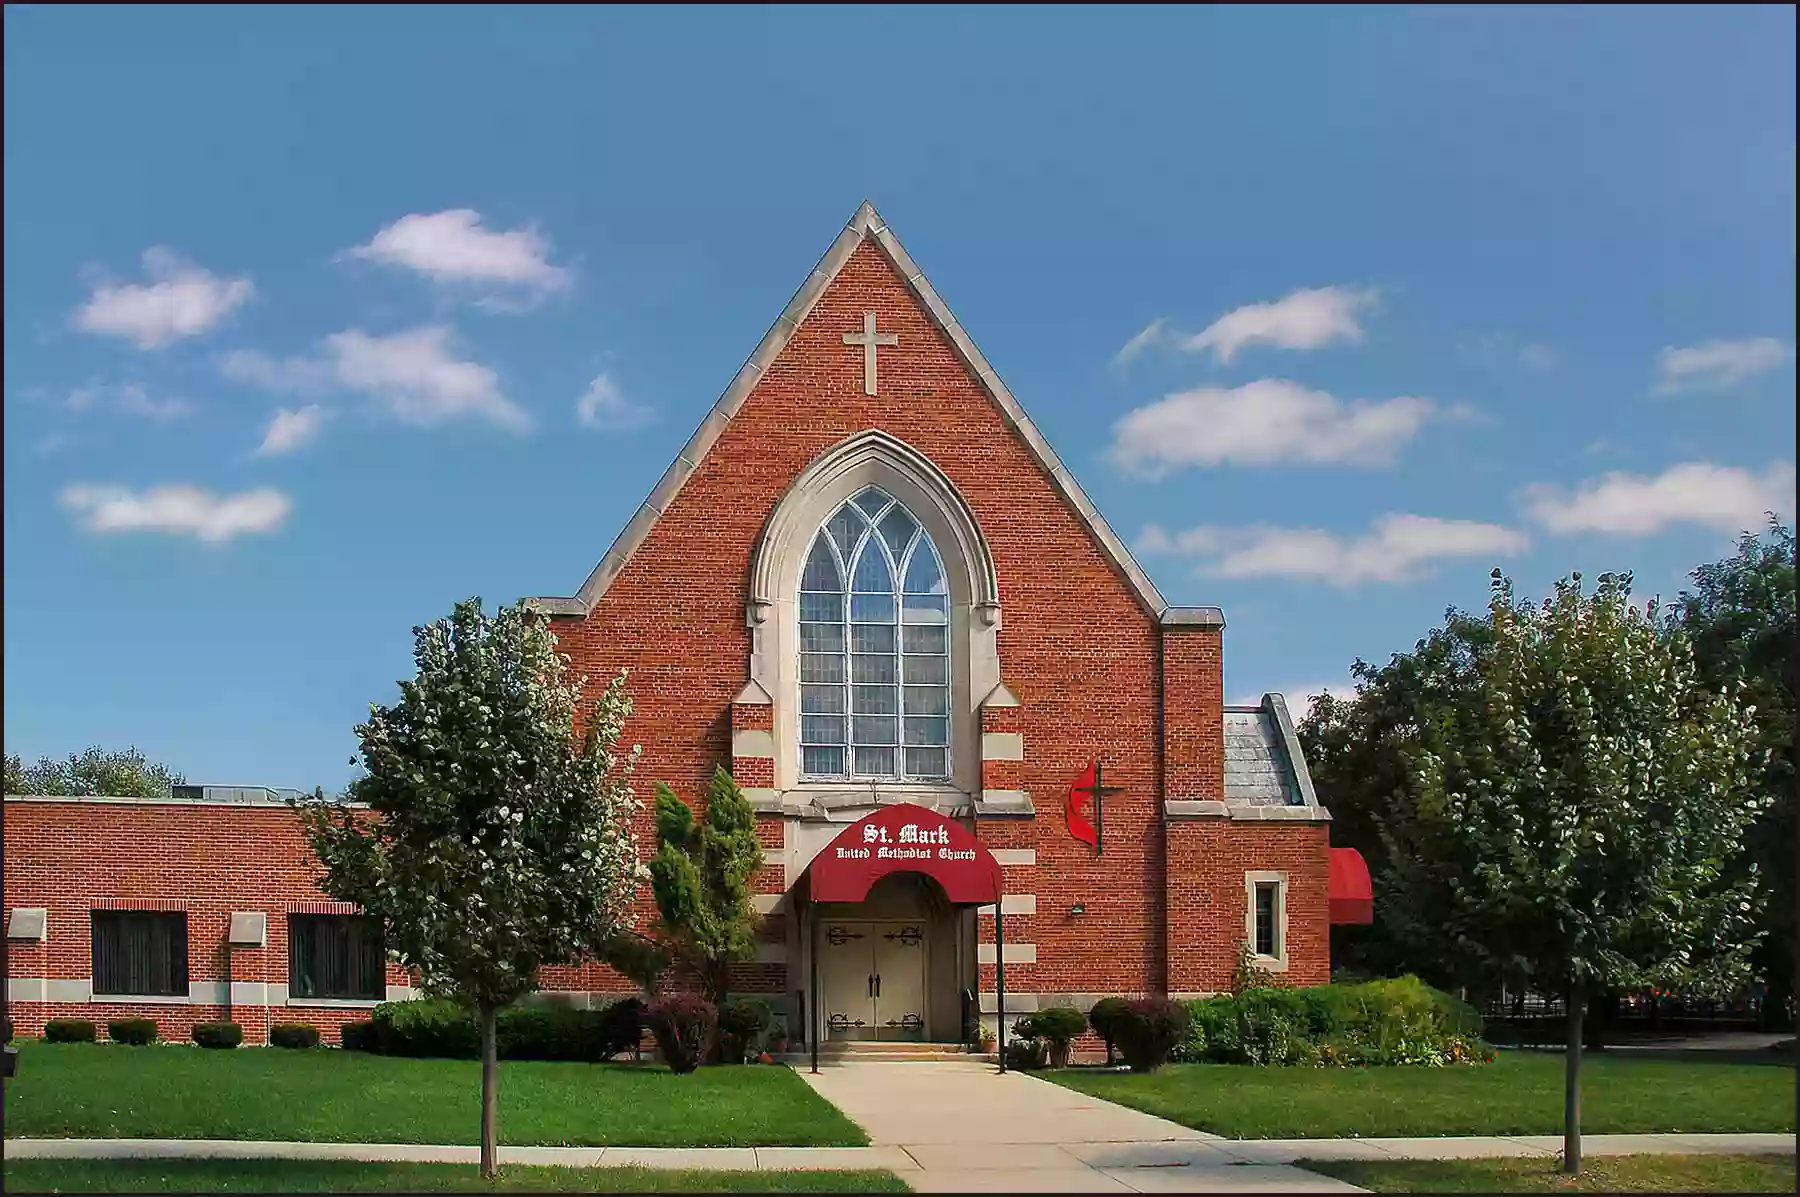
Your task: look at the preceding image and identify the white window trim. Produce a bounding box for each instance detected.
[746,433,1003,797]
[1244,870,1290,973]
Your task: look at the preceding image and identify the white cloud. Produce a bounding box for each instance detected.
[1140,513,1528,587]
[1520,461,1796,536]
[1655,338,1793,393]
[575,373,652,431]
[219,348,332,394]
[345,210,570,303]
[65,383,197,422]
[1135,523,1224,557]
[1112,317,1169,369]
[1109,378,1442,478]
[1518,342,1559,371]
[32,434,69,457]
[60,483,292,543]
[1233,682,1359,716]
[221,326,530,432]
[1182,286,1377,363]
[1460,333,1559,373]
[256,405,329,456]
[71,247,253,349]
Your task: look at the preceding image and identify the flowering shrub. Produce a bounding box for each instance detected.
[648,994,717,1074]
[1114,997,1192,1072]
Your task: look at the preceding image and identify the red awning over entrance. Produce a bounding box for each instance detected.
[1328,847,1374,925]
[798,803,1003,906]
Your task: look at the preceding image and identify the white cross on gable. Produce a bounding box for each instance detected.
[842,311,899,397]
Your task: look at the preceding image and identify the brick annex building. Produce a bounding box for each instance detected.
[3,203,1371,1047]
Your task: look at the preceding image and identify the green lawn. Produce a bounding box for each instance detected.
[1042,1052,1795,1139]
[2,1044,866,1148]
[0,1160,910,1193]
[1300,1153,1797,1193]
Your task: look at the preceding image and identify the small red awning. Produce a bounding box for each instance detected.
[1328,847,1374,925]
[797,803,1003,906]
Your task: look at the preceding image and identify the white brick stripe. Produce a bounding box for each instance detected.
[731,729,776,759]
[981,732,1024,761]
[977,942,1036,965]
[752,894,783,915]
[977,895,1036,916]
[989,848,1036,867]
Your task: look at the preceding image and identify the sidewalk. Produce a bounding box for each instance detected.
[8,1132,1792,1194]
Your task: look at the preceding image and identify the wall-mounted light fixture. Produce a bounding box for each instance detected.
[1069,903,1086,916]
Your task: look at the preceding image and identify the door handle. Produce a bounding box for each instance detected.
[874,974,881,998]
[867,974,874,998]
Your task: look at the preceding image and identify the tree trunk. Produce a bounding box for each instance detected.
[1563,980,1584,1175]
[479,1002,499,1179]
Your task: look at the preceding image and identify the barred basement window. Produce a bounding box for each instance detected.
[798,486,951,781]
[289,914,385,1000]
[1253,881,1280,958]
[91,911,188,997]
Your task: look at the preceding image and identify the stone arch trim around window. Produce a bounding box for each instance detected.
[746,430,1002,796]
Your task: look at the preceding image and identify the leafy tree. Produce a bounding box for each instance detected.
[1379,570,1767,1172]
[298,598,645,1177]
[3,745,183,798]
[1300,611,1496,989]
[1665,516,1795,1027]
[647,766,762,1005]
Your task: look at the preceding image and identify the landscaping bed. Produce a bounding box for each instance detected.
[0,1160,908,1193]
[1299,1153,1798,1193]
[2,1043,866,1148]
[1043,1052,1796,1139]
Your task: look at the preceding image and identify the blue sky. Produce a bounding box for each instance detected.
[5,6,1794,792]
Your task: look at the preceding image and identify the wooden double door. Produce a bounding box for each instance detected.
[820,919,928,1041]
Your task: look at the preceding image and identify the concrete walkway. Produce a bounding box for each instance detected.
[6,1131,1794,1193]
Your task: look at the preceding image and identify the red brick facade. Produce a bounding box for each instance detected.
[2,204,1335,1045]
[2,800,411,1044]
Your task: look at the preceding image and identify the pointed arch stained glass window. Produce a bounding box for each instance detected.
[798,488,950,780]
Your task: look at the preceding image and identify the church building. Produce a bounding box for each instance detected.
[2,202,1371,1048]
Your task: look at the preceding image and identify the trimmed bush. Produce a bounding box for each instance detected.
[359,997,650,1061]
[1088,997,1132,1065]
[45,1018,96,1043]
[107,1017,159,1046]
[647,994,717,1074]
[340,1020,379,1052]
[1115,997,1191,1073]
[593,997,647,1061]
[716,997,774,1064]
[1179,975,1492,1067]
[370,997,480,1058]
[270,1023,321,1050]
[1022,1007,1087,1069]
[191,1022,244,1050]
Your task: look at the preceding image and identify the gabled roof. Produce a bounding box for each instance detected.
[528,200,1222,628]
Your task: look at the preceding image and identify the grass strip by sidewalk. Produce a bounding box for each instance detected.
[3,1044,867,1148]
[1299,1153,1797,1193]
[1043,1051,1795,1139]
[0,1160,911,1193]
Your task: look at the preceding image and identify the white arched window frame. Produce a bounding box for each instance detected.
[797,487,952,781]
[746,431,1002,800]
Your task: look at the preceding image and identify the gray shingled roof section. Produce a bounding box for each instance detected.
[1223,708,1300,806]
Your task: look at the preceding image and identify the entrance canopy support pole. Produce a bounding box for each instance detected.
[995,904,1008,1074]
[809,900,821,1075]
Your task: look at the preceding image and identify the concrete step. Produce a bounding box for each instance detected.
[776,1041,978,1063]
